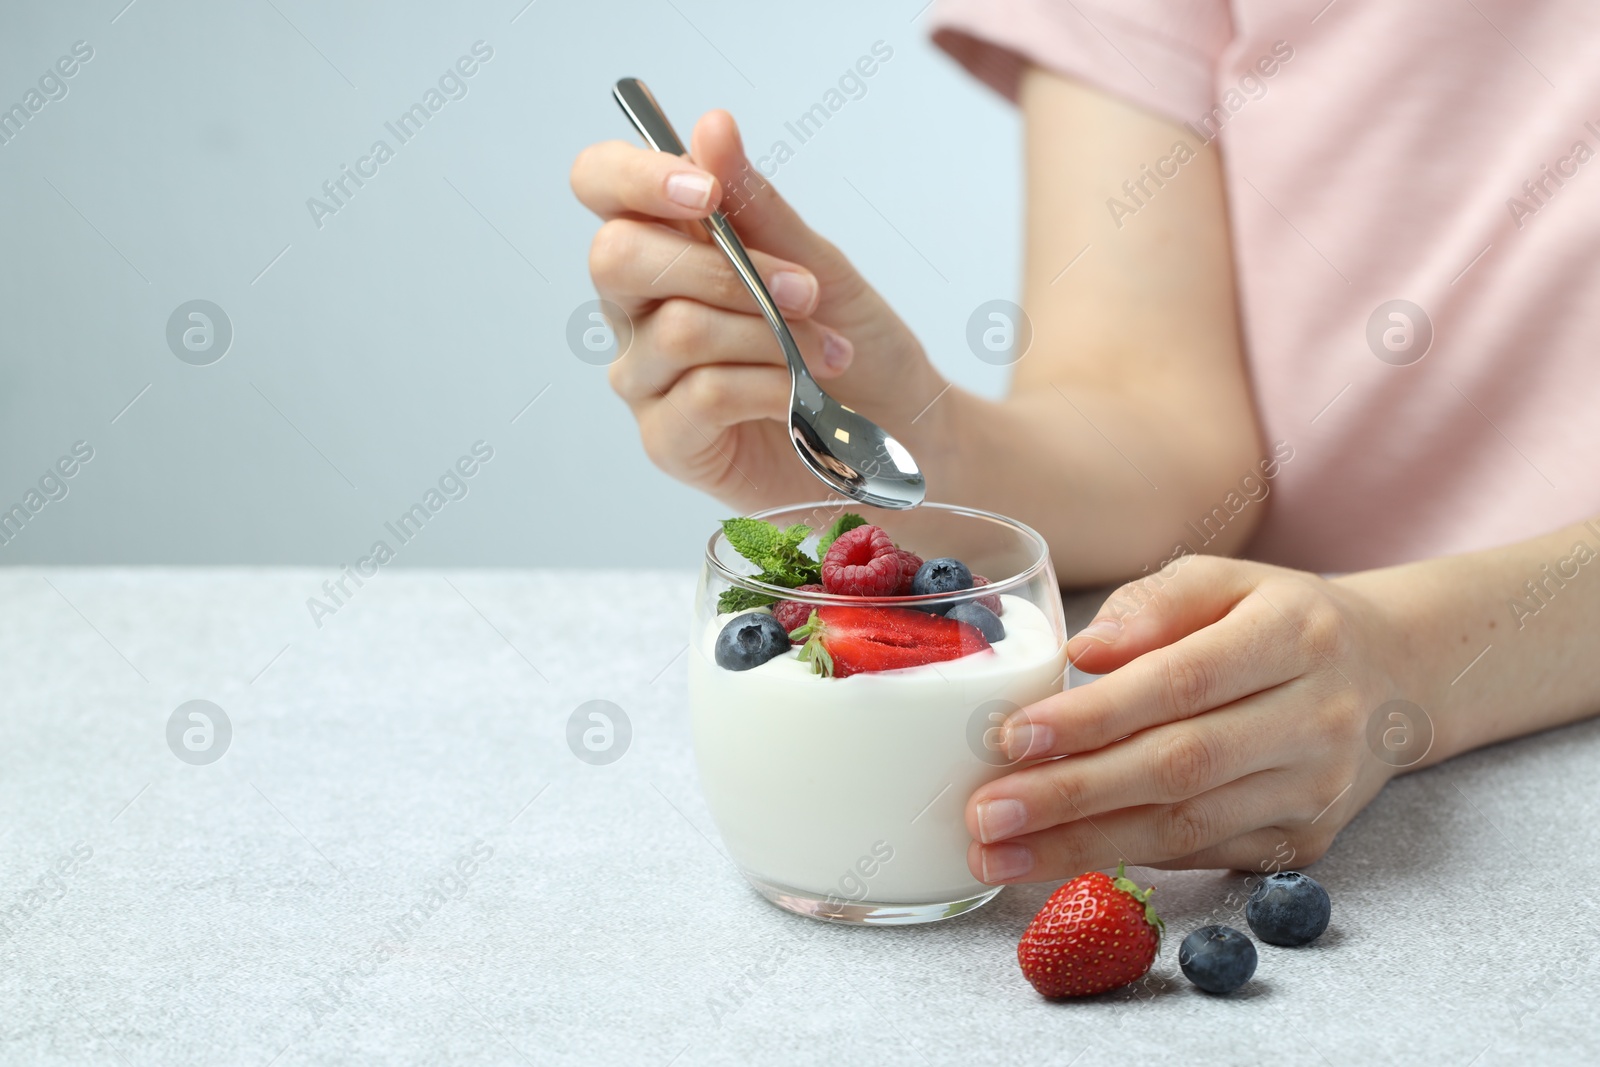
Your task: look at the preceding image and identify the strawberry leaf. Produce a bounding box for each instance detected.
[796,634,834,677]
[790,609,833,675]
[787,610,822,642]
[1112,862,1164,938]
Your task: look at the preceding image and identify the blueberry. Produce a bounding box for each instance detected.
[714,612,791,671]
[912,558,973,598]
[946,601,1005,642]
[1178,925,1257,994]
[1245,871,1331,946]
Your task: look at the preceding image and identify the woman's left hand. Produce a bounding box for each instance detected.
[966,555,1409,883]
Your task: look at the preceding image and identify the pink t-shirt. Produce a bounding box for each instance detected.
[929,0,1600,572]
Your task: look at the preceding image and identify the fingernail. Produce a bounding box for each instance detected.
[821,329,853,372]
[976,798,1028,843]
[769,270,817,313]
[1003,721,1054,762]
[1073,618,1122,645]
[980,843,1034,883]
[665,171,714,209]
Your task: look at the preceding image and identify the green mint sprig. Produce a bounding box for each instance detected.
[722,518,815,585]
[717,586,781,614]
[715,512,866,614]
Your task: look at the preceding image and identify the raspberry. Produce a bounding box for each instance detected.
[892,550,923,594]
[821,525,903,596]
[972,575,1003,615]
[772,584,823,634]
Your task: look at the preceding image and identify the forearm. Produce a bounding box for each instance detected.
[1339,516,1600,768]
[911,66,1264,585]
[910,380,1267,585]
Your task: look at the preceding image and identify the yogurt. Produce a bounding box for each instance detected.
[688,595,1066,906]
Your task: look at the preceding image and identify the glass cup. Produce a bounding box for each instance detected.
[688,501,1067,924]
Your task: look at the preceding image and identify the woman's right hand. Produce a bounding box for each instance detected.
[571,109,944,510]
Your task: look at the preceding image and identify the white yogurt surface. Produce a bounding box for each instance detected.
[688,595,1066,905]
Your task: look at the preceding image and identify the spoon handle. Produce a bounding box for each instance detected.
[612,78,814,390]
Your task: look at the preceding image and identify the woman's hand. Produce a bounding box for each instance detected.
[570,110,944,510]
[966,555,1408,883]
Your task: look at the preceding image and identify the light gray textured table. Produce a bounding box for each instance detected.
[2,568,1597,1065]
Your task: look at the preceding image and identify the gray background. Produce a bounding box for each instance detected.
[0,0,1021,567]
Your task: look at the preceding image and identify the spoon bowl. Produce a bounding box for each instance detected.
[613,78,925,510]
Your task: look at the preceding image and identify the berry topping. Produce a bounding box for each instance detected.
[789,605,991,678]
[821,525,904,597]
[713,612,791,671]
[892,549,924,595]
[1245,871,1331,947]
[971,575,1003,616]
[1178,925,1258,994]
[772,584,824,634]
[912,557,974,598]
[1017,864,1163,998]
[946,601,1005,642]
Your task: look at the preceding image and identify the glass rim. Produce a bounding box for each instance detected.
[703,500,1053,609]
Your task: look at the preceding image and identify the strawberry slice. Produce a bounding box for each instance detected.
[789,605,991,678]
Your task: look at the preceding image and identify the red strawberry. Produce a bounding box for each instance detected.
[892,549,923,594]
[789,605,990,678]
[821,525,904,596]
[971,575,1003,615]
[1018,864,1163,998]
[772,584,824,634]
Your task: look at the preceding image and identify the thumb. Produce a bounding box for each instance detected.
[689,110,868,319]
[1067,556,1266,675]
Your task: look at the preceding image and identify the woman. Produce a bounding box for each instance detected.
[569,0,1600,886]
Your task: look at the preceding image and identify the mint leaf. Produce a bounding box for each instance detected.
[722,518,781,567]
[717,586,778,614]
[719,518,827,607]
[723,518,820,581]
[764,526,817,585]
[814,513,868,559]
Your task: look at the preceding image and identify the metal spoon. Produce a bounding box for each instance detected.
[612,78,925,510]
